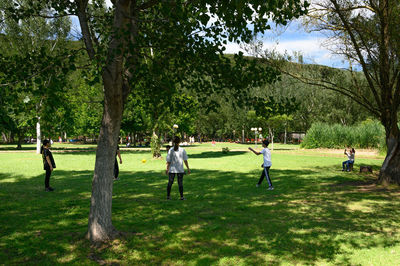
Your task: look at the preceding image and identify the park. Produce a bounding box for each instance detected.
[2,142,400,264]
[1,0,400,265]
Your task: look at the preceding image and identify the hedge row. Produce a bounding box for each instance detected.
[301,121,386,149]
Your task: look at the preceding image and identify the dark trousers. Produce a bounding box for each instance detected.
[114,159,119,179]
[45,169,52,188]
[167,173,184,197]
[342,160,354,171]
[258,167,273,187]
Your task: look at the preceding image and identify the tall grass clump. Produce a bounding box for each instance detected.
[301,120,385,149]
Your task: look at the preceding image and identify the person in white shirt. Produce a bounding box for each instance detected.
[342,148,355,172]
[166,136,190,200]
[248,140,274,190]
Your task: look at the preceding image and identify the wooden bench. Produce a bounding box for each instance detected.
[349,162,354,171]
[360,165,372,173]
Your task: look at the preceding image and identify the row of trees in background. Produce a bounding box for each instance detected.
[0,1,371,149]
[0,51,372,147]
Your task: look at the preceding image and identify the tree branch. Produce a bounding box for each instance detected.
[277,63,381,117]
[330,0,382,108]
[138,0,161,11]
[75,0,96,60]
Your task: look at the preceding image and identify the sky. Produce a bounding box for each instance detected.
[71,0,347,69]
[224,20,347,69]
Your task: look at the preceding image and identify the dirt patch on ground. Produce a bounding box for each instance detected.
[330,174,400,194]
[308,148,380,156]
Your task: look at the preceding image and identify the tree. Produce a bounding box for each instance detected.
[10,0,309,242]
[253,0,399,183]
[0,0,73,151]
[303,0,400,184]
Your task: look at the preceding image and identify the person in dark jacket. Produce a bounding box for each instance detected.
[41,139,56,191]
[114,145,123,180]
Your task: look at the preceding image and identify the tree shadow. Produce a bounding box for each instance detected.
[1,165,399,265]
[189,151,247,158]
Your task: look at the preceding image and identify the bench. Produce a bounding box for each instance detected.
[349,162,354,171]
[360,165,373,173]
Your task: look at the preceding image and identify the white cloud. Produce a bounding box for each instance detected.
[223,42,248,55]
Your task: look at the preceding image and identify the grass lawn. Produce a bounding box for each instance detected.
[1,143,399,265]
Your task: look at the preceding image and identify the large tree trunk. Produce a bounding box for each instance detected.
[377,0,400,184]
[86,73,124,242]
[378,119,400,184]
[86,0,132,242]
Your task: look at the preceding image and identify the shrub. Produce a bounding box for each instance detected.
[150,133,161,158]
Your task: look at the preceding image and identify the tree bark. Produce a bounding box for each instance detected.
[1,132,8,143]
[378,114,400,184]
[86,71,125,242]
[86,0,132,242]
[379,138,400,185]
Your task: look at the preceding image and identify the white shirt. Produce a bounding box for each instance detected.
[261,148,272,167]
[166,147,188,173]
[345,151,355,161]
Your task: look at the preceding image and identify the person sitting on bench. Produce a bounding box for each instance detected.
[342,148,355,172]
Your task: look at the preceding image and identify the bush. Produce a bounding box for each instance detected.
[151,133,161,158]
[301,121,385,149]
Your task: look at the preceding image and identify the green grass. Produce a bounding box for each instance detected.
[1,143,399,265]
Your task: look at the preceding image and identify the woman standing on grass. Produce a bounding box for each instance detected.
[166,136,190,200]
[248,140,274,190]
[41,139,56,192]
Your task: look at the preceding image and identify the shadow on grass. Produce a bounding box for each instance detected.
[1,165,399,265]
[188,151,247,158]
[235,142,300,149]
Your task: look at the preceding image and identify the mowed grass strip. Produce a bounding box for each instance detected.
[1,143,399,265]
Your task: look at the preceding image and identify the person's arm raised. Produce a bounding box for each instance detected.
[248,147,261,155]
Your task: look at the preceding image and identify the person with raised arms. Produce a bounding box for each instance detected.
[249,140,274,190]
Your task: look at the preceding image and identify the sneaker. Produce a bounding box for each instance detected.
[167,196,171,200]
[114,177,119,181]
[180,197,186,200]
[267,187,274,190]
[45,187,54,192]
[256,184,260,187]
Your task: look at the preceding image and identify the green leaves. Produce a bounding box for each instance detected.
[254,96,299,119]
